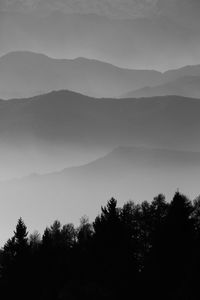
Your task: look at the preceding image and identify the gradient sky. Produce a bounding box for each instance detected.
[0,0,161,17]
[1,0,200,25]
[1,0,200,70]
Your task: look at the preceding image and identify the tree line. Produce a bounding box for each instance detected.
[1,191,200,299]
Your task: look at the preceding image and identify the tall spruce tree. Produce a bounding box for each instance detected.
[14,217,28,254]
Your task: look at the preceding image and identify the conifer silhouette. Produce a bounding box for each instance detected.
[0,193,200,299]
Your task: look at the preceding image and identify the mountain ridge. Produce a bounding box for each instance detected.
[122,75,200,99]
[0,51,162,99]
[0,91,200,179]
[3,51,200,100]
[1,145,200,238]
[17,145,200,180]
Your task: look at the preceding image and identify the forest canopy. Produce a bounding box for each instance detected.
[0,192,200,300]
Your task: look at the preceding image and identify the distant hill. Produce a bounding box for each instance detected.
[122,76,200,98]
[164,64,200,81]
[1,146,200,240]
[0,91,200,242]
[3,51,200,100]
[0,51,161,99]
[1,91,200,178]
[1,90,200,150]
[121,64,200,98]
[1,10,200,71]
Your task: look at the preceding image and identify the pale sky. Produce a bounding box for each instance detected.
[1,0,200,70]
[0,0,160,18]
[1,0,200,28]
[0,0,200,27]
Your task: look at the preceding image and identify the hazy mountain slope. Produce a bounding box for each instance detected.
[0,10,199,71]
[1,91,200,151]
[1,146,200,243]
[164,65,200,81]
[121,64,200,98]
[0,91,200,178]
[0,51,161,99]
[122,76,200,98]
[3,51,200,100]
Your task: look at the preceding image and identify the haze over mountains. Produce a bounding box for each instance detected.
[0,90,200,180]
[3,51,200,99]
[0,69,200,245]
[1,0,200,245]
[1,8,200,71]
[0,51,161,99]
[123,76,200,99]
[1,145,200,243]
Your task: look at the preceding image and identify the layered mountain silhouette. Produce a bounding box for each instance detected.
[0,90,200,179]
[1,146,200,239]
[2,0,200,259]
[0,51,161,99]
[1,90,200,150]
[122,64,200,98]
[123,76,200,98]
[2,51,200,99]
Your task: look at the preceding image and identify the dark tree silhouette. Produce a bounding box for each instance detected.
[0,192,199,300]
[148,192,195,299]
[0,218,30,299]
[14,217,29,254]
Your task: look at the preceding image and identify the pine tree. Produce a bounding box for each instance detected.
[14,217,28,255]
